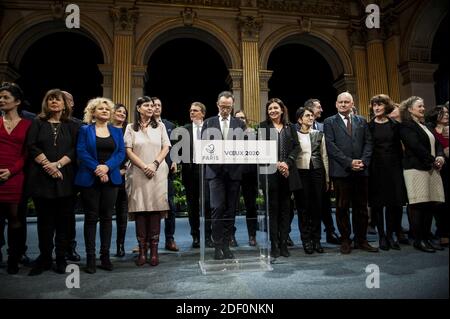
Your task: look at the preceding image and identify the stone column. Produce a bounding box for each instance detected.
[227,69,243,113]
[348,25,370,117]
[259,69,273,123]
[366,29,389,98]
[110,6,138,109]
[0,62,20,82]
[399,62,438,108]
[237,14,262,124]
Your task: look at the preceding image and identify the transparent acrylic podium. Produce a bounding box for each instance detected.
[198,164,272,275]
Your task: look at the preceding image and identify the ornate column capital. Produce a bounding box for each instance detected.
[237,15,262,42]
[408,47,432,63]
[98,64,113,86]
[348,23,366,47]
[399,62,439,84]
[110,6,139,33]
[384,11,400,38]
[227,69,243,90]
[132,65,147,88]
[259,69,273,91]
[366,28,384,43]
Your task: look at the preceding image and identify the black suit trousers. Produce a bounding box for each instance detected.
[208,172,240,247]
[332,176,369,243]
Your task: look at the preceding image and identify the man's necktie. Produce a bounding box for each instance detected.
[196,125,201,140]
[222,118,229,139]
[344,115,352,135]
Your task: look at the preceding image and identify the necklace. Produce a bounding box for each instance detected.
[3,118,20,131]
[50,122,61,146]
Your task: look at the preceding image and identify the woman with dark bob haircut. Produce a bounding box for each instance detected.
[368,94,407,251]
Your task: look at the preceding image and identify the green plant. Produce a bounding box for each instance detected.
[172,168,187,211]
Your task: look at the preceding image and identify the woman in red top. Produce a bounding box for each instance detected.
[426,104,449,247]
[0,82,32,274]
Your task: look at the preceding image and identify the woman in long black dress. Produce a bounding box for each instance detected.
[368,94,406,250]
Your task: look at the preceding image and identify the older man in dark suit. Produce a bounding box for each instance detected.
[202,91,245,260]
[324,92,378,254]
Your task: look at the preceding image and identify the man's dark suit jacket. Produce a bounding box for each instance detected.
[399,119,444,171]
[180,122,196,182]
[202,116,245,181]
[323,113,373,178]
[162,118,175,168]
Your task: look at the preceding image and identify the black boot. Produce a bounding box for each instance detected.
[55,256,68,274]
[280,241,290,257]
[115,243,125,258]
[99,253,113,271]
[85,254,96,274]
[303,240,314,254]
[271,242,280,258]
[28,256,53,276]
[66,241,81,262]
[7,256,19,275]
[379,236,390,251]
[6,228,21,274]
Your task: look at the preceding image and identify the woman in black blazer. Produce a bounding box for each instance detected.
[26,89,80,275]
[258,98,300,258]
[399,96,445,253]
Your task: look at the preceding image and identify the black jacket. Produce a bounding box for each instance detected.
[399,119,444,171]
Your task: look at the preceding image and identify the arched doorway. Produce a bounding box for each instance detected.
[16,32,104,119]
[432,14,449,105]
[145,38,229,125]
[267,43,337,121]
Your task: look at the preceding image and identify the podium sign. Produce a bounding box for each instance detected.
[194,140,277,164]
[198,141,273,275]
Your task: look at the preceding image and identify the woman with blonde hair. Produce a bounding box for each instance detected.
[75,97,125,273]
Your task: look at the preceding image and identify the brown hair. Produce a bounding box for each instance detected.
[38,89,72,121]
[370,94,395,115]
